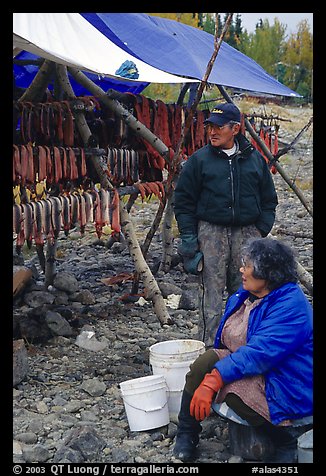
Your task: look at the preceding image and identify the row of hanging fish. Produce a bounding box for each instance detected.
[107,147,139,186]
[14,94,211,172]
[13,144,87,186]
[13,181,165,253]
[13,188,120,254]
[13,97,101,147]
[250,121,279,174]
[120,93,211,168]
[13,142,161,190]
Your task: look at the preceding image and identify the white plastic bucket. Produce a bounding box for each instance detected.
[149,339,205,423]
[120,374,170,431]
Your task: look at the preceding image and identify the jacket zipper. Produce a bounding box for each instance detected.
[229,158,235,222]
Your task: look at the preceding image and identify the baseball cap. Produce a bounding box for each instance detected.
[204,102,241,126]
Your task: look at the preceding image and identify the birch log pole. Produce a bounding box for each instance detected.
[17,60,55,103]
[56,64,112,190]
[120,205,173,325]
[66,65,173,324]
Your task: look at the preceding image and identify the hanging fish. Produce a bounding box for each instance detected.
[59,146,69,181]
[43,145,53,184]
[31,200,44,245]
[130,150,139,183]
[49,196,62,239]
[92,188,103,239]
[13,144,21,184]
[124,149,131,184]
[31,200,45,272]
[22,202,33,249]
[59,194,71,236]
[69,193,79,229]
[68,148,79,181]
[20,145,28,186]
[38,146,47,182]
[99,188,110,226]
[13,203,22,235]
[84,192,94,224]
[53,146,63,183]
[107,147,113,178]
[43,199,54,245]
[15,205,25,255]
[79,194,87,235]
[110,189,121,235]
[78,147,87,177]
[25,143,35,184]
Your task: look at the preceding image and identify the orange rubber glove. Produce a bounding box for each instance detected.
[190,368,224,421]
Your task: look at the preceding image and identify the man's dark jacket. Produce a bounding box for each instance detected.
[174,134,278,237]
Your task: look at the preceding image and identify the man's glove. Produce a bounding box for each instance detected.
[177,233,199,258]
[183,251,204,275]
[190,369,224,421]
[178,234,203,275]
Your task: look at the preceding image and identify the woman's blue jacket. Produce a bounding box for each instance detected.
[213,282,313,425]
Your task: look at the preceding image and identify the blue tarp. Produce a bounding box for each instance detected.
[14,13,300,98]
[81,13,300,97]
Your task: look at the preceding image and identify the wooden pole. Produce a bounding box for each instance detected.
[67,65,173,324]
[120,205,173,325]
[56,64,112,190]
[17,60,55,103]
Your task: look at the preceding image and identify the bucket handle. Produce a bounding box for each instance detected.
[123,399,168,413]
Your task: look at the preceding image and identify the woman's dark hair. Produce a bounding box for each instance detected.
[241,238,298,290]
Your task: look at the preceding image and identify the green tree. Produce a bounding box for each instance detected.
[201,13,218,35]
[282,20,313,100]
[146,13,198,27]
[238,18,287,77]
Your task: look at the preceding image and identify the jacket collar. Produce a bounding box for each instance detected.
[208,133,254,158]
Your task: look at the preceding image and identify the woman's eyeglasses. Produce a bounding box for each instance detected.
[241,258,249,270]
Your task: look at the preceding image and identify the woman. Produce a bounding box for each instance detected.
[173,238,313,463]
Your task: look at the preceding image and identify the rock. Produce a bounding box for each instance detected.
[53,272,79,294]
[22,444,51,463]
[13,339,29,387]
[75,330,107,352]
[179,285,199,310]
[13,266,33,297]
[45,311,74,336]
[69,289,96,305]
[228,455,244,463]
[158,282,183,298]
[54,427,106,462]
[79,378,107,397]
[24,290,55,308]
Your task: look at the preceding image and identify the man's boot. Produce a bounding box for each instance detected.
[173,390,202,462]
[260,422,312,463]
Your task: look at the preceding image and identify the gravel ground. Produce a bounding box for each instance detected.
[12,104,313,465]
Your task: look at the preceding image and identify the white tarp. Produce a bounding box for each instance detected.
[13,13,197,84]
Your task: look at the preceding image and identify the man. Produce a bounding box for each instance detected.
[173,102,278,347]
